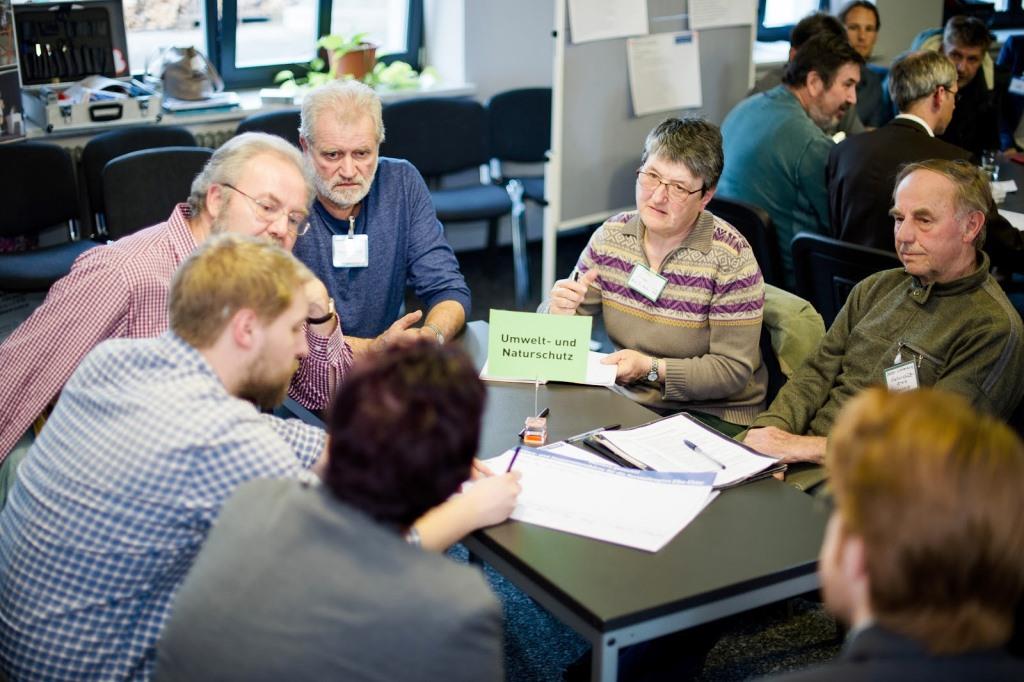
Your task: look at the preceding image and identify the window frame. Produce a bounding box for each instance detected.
[756,0,831,43]
[162,0,423,89]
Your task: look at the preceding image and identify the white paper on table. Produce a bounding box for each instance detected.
[540,441,617,467]
[566,0,648,44]
[488,447,716,552]
[596,414,780,488]
[480,351,617,387]
[627,31,703,117]
[1000,209,1024,231]
[688,0,757,30]
[992,179,1018,193]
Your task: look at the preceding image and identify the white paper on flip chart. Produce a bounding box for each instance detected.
[688,0,757,31]
[480,351,617,387]
[1000,209,1024,231]
[596,414,780,488]
[627,31,703,117]
[487,447,716,552]
[566,0,648,44]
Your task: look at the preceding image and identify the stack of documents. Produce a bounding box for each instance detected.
[486,447,716,552]
[587,413,784,489]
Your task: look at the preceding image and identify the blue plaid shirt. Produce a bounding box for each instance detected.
[0,333,325,681]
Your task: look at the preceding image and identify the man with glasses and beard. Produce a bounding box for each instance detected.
[0,133,351,508]
[294,80,470,355]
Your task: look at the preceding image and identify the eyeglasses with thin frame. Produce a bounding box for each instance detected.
[220,183,310,236]
[940,83,961,103]
[635,168,704,202]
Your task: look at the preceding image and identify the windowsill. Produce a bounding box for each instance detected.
[24,81,476,140]
[753,40,789,66]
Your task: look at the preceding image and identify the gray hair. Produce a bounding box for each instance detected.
[640,117,723,193]
[299,79,385,147]
[187,132,314,215]
[893,158,992,249]
[888,50,958,111]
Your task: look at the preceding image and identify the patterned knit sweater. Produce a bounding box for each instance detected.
[564,210,767,424]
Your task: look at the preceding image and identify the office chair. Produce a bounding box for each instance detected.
[380,97,516,302]
[0,142,99,292]
[102,147,214,240]
[487,87,552,306]
[707,196,784,289]
[81,125,198,234]
[791,232,901,327]
[235,109,302,148]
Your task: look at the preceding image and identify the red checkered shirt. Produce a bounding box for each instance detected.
[0,205,353,464]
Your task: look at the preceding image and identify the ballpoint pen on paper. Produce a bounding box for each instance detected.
[565,424,621,444]
[683,439,726,470]
[506,446,522,473]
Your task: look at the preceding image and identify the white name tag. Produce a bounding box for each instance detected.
[626,264,668,302]
[1010,77,1024,96]
[332,234,368,268]
[884,360,920,392]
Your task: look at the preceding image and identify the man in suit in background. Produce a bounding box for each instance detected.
[719,33,863,288]
[763,387,1024,681]
[915,15,1010,157]
[827,49,970,251]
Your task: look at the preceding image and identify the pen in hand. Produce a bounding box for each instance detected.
[683,439,726,470]
[506,446,522,473]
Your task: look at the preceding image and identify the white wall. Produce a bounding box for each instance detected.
[424,0,554,100]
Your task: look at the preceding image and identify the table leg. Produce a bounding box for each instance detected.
[592,635,619,682]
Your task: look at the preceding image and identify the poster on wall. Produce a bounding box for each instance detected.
[0,0,24,143]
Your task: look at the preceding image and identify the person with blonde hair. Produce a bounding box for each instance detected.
[0,235,519,681]
[764,387,1024,680]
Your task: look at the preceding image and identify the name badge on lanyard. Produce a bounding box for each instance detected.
[332,216,368,268]
[627,264,668,302]
[884,345,920,392]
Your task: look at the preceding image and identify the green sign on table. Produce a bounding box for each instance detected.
[487,309,591,382]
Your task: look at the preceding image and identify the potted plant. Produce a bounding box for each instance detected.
[274,32,437,93]
[319,32,377,81]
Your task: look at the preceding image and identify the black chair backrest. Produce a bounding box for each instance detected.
[791,232,901,327]
[81,125,197,218]
[708,196,783,288]
[102,147,214,240]
[759,324,787,407]
[380,98,489,178]
[487,87,552,163]
[235,109,302,148]
[0,142,79,237]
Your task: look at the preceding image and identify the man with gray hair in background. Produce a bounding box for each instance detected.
[827,49,971,250]
[294,79,470,355]
[0,132,352,508]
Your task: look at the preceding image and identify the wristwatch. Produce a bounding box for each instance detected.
[307,298,335,325]
[647,357,659,382]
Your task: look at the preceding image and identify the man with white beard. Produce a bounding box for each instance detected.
[294,80,470,355]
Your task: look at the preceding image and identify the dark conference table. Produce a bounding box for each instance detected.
[460,321,828,682]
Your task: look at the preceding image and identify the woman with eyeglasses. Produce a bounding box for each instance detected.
[542,117,767,433]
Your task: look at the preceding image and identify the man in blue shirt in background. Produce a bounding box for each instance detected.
[294,80,470,354]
